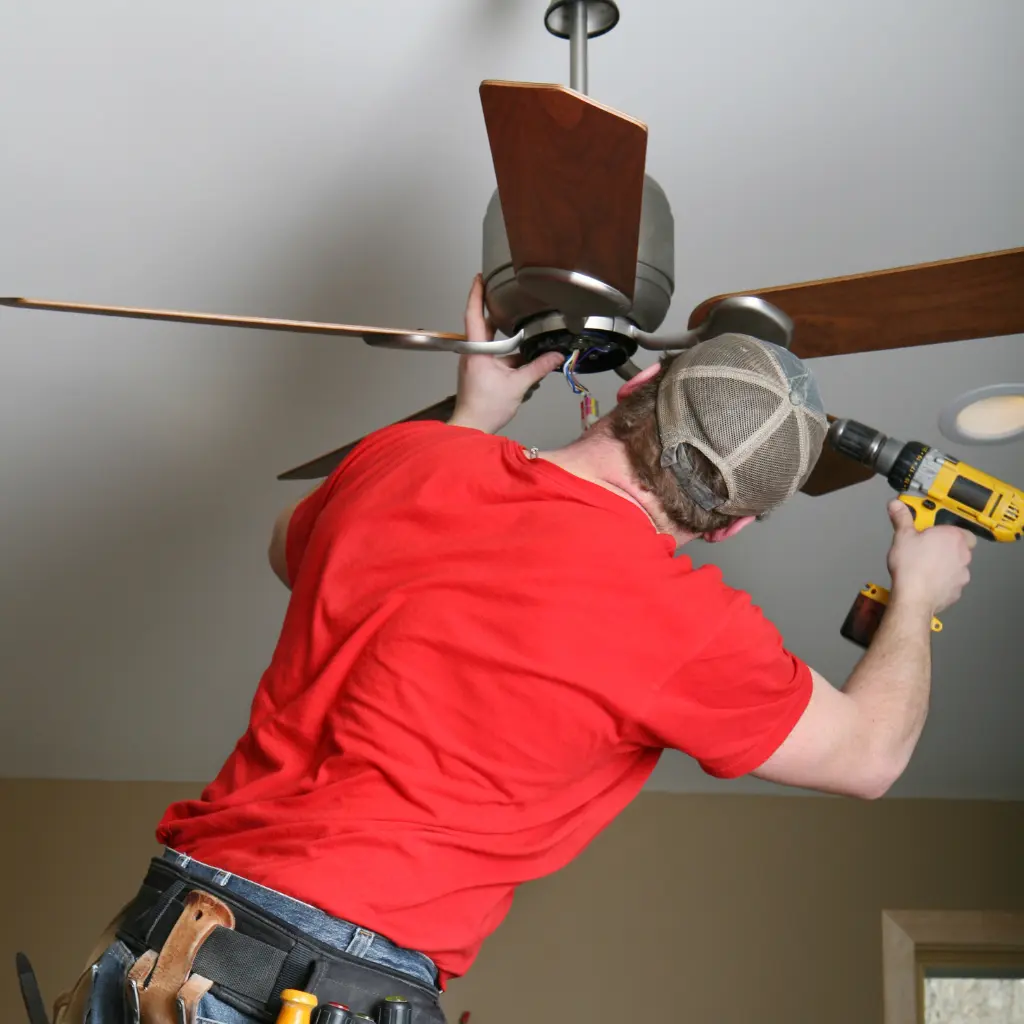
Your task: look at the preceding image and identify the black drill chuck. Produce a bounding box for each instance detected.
[828,418,887,468]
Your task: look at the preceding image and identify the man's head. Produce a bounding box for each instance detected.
[608,334,829,538]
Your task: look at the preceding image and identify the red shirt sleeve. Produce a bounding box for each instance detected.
[635,589,813,779]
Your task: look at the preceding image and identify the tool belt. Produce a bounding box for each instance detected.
[115,857,447,1024]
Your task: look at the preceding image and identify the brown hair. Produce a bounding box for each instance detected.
[607,360,740,534]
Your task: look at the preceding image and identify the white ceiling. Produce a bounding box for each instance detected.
[1,0,1021,798]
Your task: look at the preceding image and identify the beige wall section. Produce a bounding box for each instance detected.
[2,781,1022,1024]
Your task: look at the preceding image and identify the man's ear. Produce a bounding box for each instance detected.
[702,515,756,543]
[615,360,661,401]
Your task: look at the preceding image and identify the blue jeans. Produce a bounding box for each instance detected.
[69,849,438,1024]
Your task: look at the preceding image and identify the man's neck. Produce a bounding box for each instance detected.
[531,423,694,544]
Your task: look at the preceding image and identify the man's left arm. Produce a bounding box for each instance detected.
[268,481,326,589]
[269,274,561,586]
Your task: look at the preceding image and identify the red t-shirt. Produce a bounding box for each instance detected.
[157,421,811,984]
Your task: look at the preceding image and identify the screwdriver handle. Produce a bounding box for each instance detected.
[276,990,318,1024]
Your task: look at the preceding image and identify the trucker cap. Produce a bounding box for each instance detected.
[655,333,828,517]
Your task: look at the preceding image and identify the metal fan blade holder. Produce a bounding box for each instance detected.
[473,1,793,371]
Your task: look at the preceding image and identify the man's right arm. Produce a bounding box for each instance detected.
[752,500,976,800]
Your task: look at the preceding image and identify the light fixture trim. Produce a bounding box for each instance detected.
[938,383,1024,446]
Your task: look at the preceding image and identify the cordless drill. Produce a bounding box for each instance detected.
[827,418,1023,647]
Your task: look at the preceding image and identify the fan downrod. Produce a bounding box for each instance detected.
[544,1,620,94]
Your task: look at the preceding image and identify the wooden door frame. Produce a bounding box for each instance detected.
[882,910,1024,1024]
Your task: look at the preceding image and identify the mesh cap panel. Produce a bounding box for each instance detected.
[655,333,828,516]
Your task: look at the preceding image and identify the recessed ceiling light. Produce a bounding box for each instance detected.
[938,384,1024,445]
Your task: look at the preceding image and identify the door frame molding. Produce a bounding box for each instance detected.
[882,910,1024,1024]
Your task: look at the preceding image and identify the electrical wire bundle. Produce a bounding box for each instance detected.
[562,344,611,431]
[562,349,588,394]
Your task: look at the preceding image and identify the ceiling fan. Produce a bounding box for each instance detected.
[2,0,1022,495]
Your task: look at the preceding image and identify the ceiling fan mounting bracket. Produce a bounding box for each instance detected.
[516,311,638,373]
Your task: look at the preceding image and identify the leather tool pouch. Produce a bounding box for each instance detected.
[125,891,235,1024]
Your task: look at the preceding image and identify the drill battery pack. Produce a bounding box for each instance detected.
[840,585,890,649]
[841,583,943,648]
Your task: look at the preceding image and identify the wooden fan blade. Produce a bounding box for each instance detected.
[688,247,1024,359]
[277,395,458,481]
[0,297,464,346]
[479,80,647,307]
[799,444,877,496]
[800,414,877,496]
[277,440,364,482]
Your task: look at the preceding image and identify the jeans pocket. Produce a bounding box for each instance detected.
[56,941,138,1024]
[195,992,263,1024]
[97,943,138,1024]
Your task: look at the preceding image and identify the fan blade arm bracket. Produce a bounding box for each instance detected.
[361,331,463,351]
[632,296,796,353]
[629,324,702,352]
[452,329,526,355]
[364,327,527,356]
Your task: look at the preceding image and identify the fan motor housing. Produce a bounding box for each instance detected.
[481,174,676,356]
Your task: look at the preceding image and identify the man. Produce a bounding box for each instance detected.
[50,277,974,1024]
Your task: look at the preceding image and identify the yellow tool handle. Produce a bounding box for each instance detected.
[276,990,318,1024]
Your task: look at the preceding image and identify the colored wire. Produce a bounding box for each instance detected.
[580,393,600,430]
[562,349,589,395]
[563,343,613,433]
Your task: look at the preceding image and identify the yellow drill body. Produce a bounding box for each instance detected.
[896,456,1022,542]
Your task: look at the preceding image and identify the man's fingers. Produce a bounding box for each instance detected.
[887,499,914,533]
[963,530,979,551]
[464,274,494,341]
[516,351,565,388]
